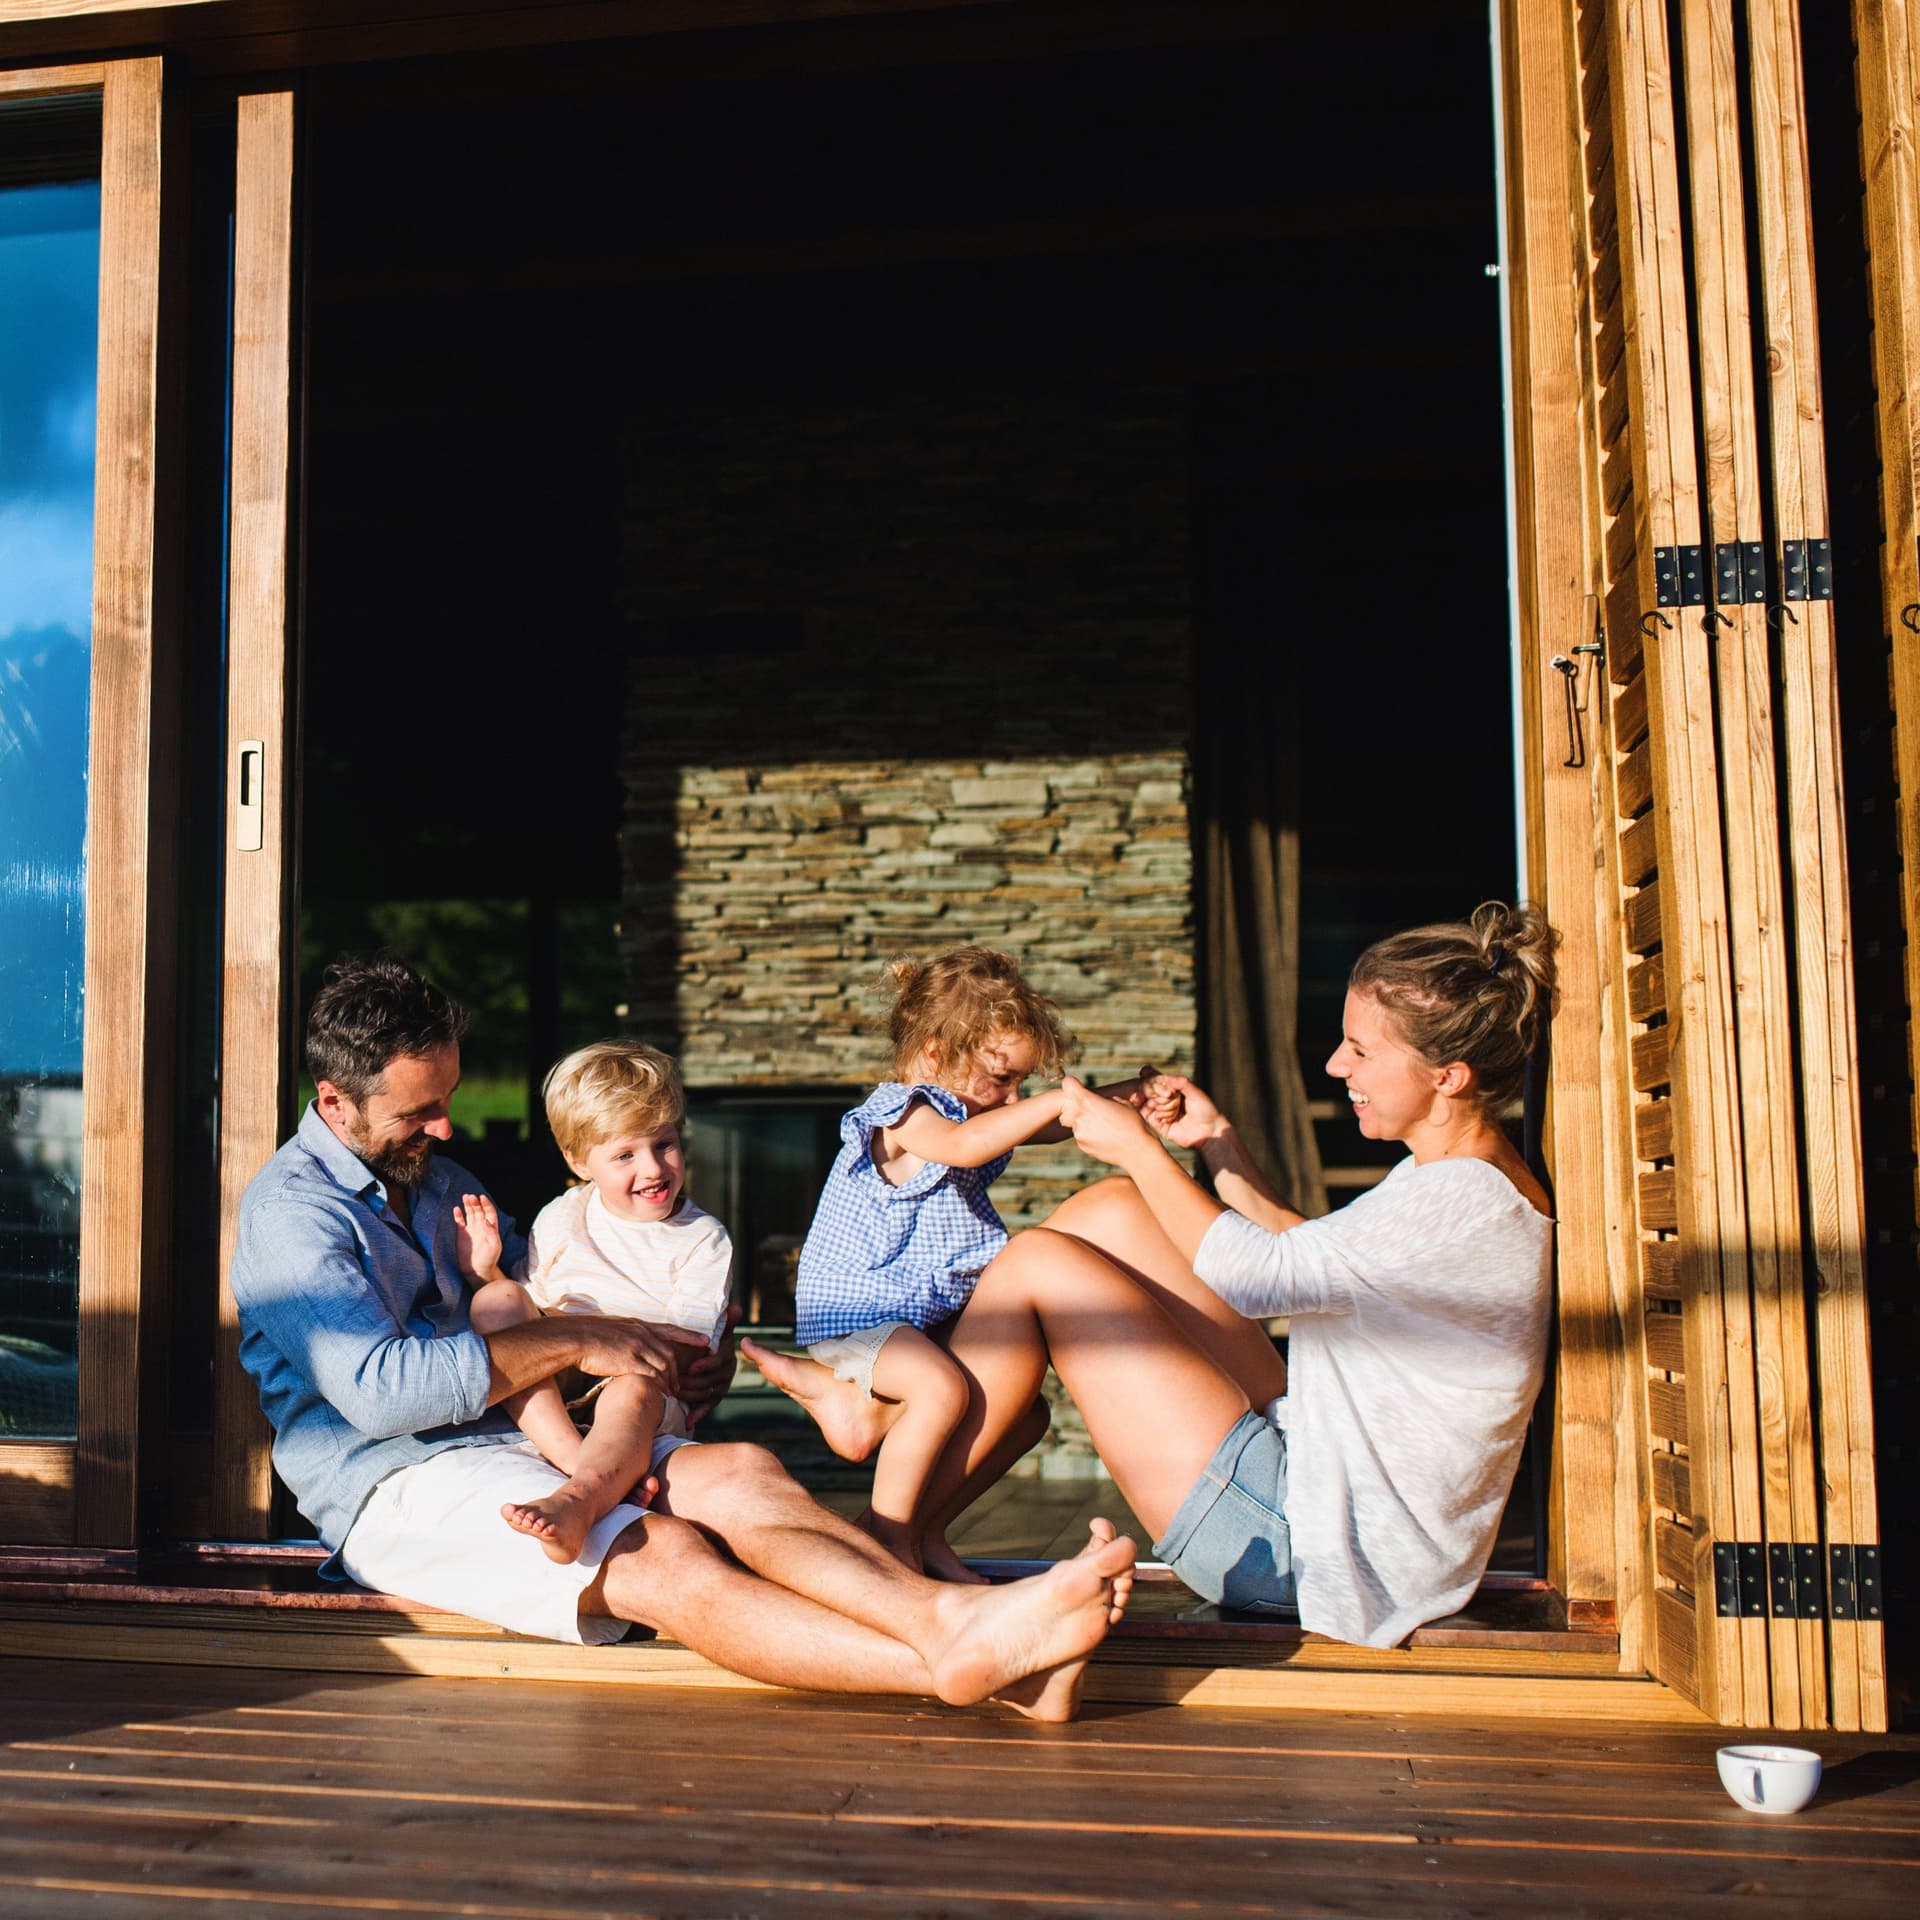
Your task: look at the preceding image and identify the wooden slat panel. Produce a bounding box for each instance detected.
[1655,1584,1698,1677]
[1624,881,1660,954]
[1615,736,1653,818]
[1501,0,1639,1661]
[1626,949,1663,1016]
[1647,1375,1688,1444]
[1651,1448,1691,1516]
[1655,1516,1695,1590]
[1629,1026,1669,1092]
[1607,0,1763,1725]
[1749,0,1883,1734]
[74,55,170,1549]
[0,1445,74,1537]
[1644,1308,1686,1373]
[1633,1096,1672,1161]
[211,88,297,1538]
[1611,669,1649,750]
[1641,1236,1682,1300]
[1677,0,1822,1731]
[1637,1169,1677,1232]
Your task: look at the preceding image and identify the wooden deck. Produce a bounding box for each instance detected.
[0,1654,1914,1916]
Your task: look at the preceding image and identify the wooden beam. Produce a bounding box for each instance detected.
[1498,0,1636,1668]
[1674,0,1823,1733]
[74,53,172,1549]
[211,85,297,1538]
[0,55,99,86]
[1746,0,1885,1734]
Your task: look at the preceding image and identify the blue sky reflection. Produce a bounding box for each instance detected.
[1,180,100,1078]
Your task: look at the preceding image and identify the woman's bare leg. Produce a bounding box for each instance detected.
[1048,1177,1288,1409]
[937,1227,1250,1542]
[469,1281,584,1473]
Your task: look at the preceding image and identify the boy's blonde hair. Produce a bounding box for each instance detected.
[542,1040,686,1162]
[885,946,1072,1083]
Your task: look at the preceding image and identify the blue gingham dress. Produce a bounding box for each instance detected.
[795,1083,1013,1345]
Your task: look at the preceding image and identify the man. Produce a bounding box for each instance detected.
[232,955,1133,1719]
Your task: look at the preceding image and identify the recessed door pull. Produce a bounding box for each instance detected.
[235,740,265,852]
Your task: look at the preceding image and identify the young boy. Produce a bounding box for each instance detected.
[455,1041,731,1564]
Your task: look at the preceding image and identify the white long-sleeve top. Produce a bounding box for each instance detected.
[1193,1155,1553,1648]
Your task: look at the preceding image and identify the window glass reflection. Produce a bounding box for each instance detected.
[0,173,100,1439]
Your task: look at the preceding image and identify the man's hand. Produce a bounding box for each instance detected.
[572,1318,711,1394]
[681,1302,744,1428]
[453,1192,507,1286]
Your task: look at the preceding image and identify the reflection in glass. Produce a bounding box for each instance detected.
[0,169,100,1438]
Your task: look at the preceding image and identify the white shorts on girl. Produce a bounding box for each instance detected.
[338,1434,690,1645]
[804,1320,912,1398]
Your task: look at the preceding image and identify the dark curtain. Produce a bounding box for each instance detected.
[1190,383,1328,1217]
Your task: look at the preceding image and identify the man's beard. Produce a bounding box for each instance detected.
[348,1120,435,1188]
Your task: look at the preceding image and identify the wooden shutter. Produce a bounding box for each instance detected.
[1506,0,1885,1728]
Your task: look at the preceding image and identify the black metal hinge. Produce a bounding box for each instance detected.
[1654,544,1707,608]
[1712,1541,1880,1619]
[1713,540,1768,605]
[1781,537,1835,602]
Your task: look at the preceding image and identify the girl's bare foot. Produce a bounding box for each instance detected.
[740,1339,898,1463]
[863,1511,923,1574]
[927,1522,1136,1709]
[921,1531,988,1585]
[502,1492,593,1565]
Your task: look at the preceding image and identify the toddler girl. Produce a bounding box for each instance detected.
[744,946,1139,1579]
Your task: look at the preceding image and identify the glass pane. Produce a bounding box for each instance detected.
[0,151,100,1441]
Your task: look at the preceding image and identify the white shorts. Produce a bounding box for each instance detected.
[804,1320,913,1398]
[338,1435,690,1645]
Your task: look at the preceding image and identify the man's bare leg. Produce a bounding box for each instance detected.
[643,1440,1134,1715]
[501,1373,667,1564]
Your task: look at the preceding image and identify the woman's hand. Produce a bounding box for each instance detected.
[1059,1075,1158,1168]
[1137,1072,1232,1150]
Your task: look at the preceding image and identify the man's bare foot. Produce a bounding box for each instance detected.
[740,1339,898,1463]
[1086,1514,1135,1623]
[990,1656,1091,1724]
[921,1532,988,1586]
[502,1492,593,1565]
[928,1522,1136,1709]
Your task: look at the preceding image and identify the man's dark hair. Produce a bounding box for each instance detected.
[305,954,470,1104]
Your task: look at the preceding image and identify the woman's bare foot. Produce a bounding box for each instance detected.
[921,1531,988,1585]
[927,1523,1136,1709]
[502,1492,594,1565]
[740,1339,898,1463]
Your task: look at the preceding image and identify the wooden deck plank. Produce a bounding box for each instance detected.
[0,1655,1910,1918]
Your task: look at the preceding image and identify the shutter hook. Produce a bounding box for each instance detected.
[1900,602,1920,634]
[1702,608,1734,633]
[1550,655,1585,769]
[1767,603,1800,632]
[1639,610,1674,637]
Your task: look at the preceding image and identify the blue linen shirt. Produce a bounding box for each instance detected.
[794,1083,1012,1345]
[230,1102,526,1557]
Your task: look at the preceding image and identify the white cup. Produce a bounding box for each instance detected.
[1716,1745,1822,1814]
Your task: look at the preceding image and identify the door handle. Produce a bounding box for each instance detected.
[235,739,265,851]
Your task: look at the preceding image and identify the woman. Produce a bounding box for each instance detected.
[927,902,1559,1647]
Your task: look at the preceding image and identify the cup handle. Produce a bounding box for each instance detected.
[1749,1768,1764,1806]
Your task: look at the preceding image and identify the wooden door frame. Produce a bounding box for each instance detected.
[0,53,180,1546]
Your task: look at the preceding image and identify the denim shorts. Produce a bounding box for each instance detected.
[1153,1408,1298,1616]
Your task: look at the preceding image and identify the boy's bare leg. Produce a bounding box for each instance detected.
[638,1441,1135,1718]
[502,1373,666,1565]
[859,1328,970,1577]
[469,1281,584,1474]
[740,1337,901,1463]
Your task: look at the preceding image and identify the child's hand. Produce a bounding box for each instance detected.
[453,1191,506,1285]
[1135,1063,1186,1131]
[1137,1072,1230,1149]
